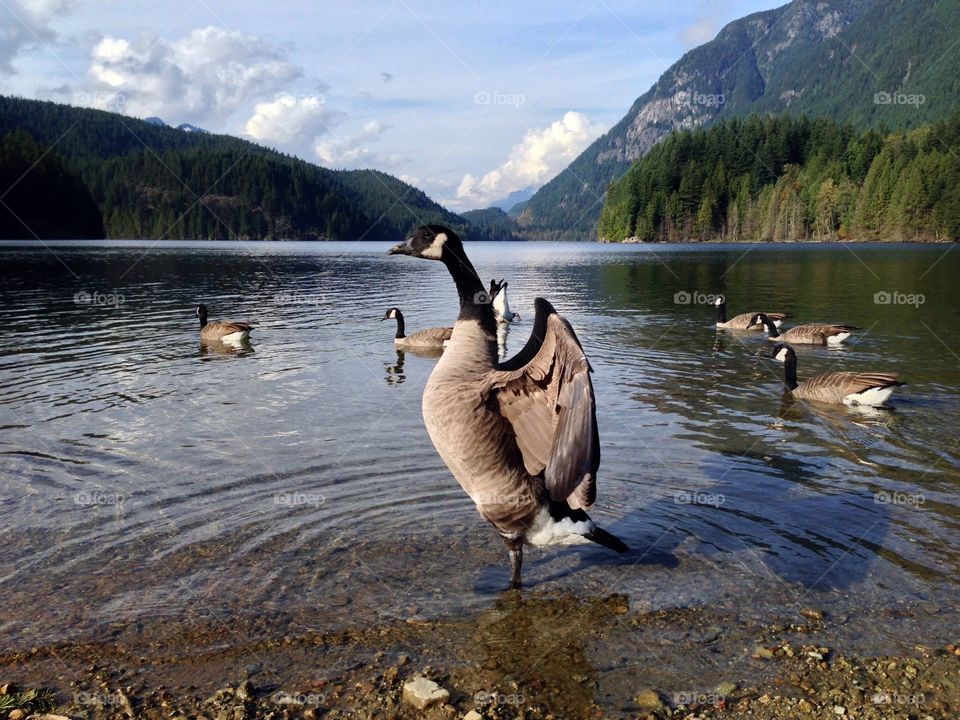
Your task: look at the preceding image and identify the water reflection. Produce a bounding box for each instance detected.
[385,349,405,385]
[199,338,255,358]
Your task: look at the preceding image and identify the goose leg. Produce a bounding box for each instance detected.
[505,537,523,589]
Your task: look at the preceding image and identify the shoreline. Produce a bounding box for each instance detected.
[3,595,956,719]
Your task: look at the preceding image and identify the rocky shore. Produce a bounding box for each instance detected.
[2,596,957,719]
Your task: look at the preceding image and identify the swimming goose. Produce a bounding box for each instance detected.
[748,312,858,345]
[489,279,521,323]
[773,344,903,406]
[196,304,253,343]
[714,296,787,330]
[381,307,452,349]
[389,225,628,587]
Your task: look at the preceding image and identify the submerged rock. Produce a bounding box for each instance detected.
[402,676,449,710]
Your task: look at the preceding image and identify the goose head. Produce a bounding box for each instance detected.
[381,307,401,321]
[746,312,765,330]
[771,343,795,363]
[196,304,208,325]
[389,225,463,263]
[713,295,724,308]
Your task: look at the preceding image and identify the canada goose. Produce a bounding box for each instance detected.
[381,307,452,349]
[748,312,858,345]
[489,279,521,323]
[714,296,787,330]
[772,344,903,406]
[389,225,628,587]
[196,304,253,344]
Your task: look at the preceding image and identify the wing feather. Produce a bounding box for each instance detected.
[483,298,599,508]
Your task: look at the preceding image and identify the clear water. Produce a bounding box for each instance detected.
[1,240,957,658]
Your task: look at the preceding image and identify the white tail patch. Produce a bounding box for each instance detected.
[525,507,594,546]
[493,286,513,322]
[827,332,851,345]
[219,330,249,346]
[845,385,895,406]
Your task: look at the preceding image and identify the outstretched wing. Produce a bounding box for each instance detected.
[482,298,598,509]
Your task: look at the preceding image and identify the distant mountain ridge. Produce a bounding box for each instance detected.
[521,0,960,240]
[0,96,510,241]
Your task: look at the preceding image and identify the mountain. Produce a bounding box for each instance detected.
[0,96,515,241]
[459,207,522,241]
[144,117,168,127]
[522,0,960,240]
[177,123,209,134]
[488,187,534,211]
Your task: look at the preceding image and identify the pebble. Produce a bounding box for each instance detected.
[634,689,665,711]
[7,711,25,720]
[753,645,776,660]
[715,681,737,696]
[833,705,846,715]
[402,676,449,710]
[798,699,813,713]
[463,711,483,720]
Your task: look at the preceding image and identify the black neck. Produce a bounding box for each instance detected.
[760,314,779,337]
[716,301,726,324]
[783,352,799,390]
[443,248,496,333]
[393,312,405,339]
[198,310,207,327]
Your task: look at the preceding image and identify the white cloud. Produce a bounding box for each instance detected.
[245,92,337,148]
[680,16,719,48]
[314,120,400,169]
[0,0,75,75]
[453,111,604,210]
[77,26,301,123]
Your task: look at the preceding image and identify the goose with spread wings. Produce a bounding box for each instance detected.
[389,225,627,587]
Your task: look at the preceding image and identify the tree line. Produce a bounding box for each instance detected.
[598,113,960,242]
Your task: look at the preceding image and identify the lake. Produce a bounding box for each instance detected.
[1,240,958,703]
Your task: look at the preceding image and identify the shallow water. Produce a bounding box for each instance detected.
[1,240,958,670]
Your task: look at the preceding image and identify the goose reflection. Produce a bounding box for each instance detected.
[199,338,254,358]
[385,349,406,385]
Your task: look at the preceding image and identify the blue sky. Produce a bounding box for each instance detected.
[0,0,785,210]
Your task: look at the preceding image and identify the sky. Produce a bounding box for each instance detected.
[0,0,785,211]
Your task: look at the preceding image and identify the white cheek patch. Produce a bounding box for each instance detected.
[421,232,447,259]
[389,309,397,318]
[775,349,789,362]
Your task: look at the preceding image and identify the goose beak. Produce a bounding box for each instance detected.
[388,241,411,255]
